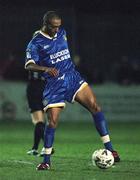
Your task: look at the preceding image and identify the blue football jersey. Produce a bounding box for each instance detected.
[25,28,88,110]
[25,28,75,82]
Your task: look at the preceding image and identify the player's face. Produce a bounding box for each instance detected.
[47,18,61,37]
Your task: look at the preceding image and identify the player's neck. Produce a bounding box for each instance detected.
[41,26,52,38]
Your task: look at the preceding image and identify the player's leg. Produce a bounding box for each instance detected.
[26,80,46,155]
[37,107,63,170]
[75,85,120,162]
[27,110,45,155]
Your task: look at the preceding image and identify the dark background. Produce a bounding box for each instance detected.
[0,0,140,84]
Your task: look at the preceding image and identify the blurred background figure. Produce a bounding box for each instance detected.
[26,70,46,156]
[25,30,45,156]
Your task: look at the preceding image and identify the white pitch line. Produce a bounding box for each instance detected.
[7,160,34,165]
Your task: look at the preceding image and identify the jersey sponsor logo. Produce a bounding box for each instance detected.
[50,49,71,64]
[50,49,69,59]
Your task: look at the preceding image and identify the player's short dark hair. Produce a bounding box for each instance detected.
[43,11,61,25]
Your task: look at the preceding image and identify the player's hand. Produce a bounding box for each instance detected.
[45,67,59,77]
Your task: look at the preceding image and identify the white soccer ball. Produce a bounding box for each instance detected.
[92,149,114,169]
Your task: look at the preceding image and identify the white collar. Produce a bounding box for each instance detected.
[40,31,57,39]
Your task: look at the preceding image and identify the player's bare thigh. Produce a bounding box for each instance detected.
[75,85,101,113]
[31,110,45,124]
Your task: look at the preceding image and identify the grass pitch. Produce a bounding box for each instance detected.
[0,120,140,180]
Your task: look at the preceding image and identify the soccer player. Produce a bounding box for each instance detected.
[24,11,120,170]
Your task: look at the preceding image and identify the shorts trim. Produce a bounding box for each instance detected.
[30,109,44,113]
[72,82,88,103]
[43,102,66,112]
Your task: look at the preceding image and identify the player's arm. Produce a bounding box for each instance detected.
[25,62,59,77]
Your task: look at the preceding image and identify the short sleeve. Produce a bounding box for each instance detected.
[25,41,40,67]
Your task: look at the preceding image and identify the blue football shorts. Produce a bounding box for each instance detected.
[43,70,88,111]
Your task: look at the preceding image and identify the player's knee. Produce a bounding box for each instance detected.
[49,120,58,128]
[89,100,101,113]
[48,115,58,128]
[94,104,101,113]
